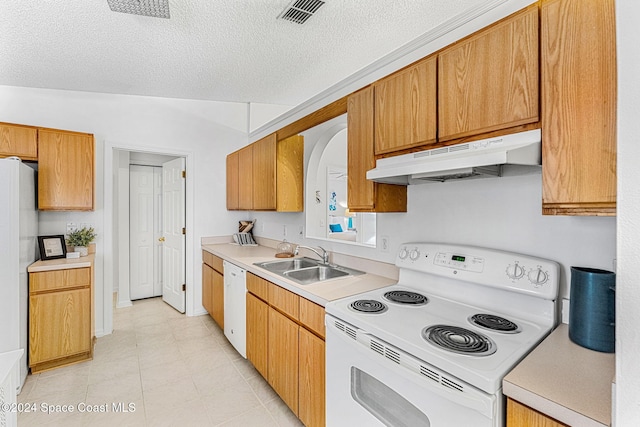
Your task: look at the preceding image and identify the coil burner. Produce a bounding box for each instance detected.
[349,300,388,314]
[383,290,428,306]
[469,313,519,333]
[422,324,497,356]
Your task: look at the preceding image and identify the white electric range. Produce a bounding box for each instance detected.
[325,242,559,427]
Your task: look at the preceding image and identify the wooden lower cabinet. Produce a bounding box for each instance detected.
[28,264,94,373]
[246,292,269,378]
[246,273,326,426]
[299,327,325,427]
[268,307,299,416]
[507,398,569,427]
[202,251,224,329]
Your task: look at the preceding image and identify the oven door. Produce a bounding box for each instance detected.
[326,315,499,427]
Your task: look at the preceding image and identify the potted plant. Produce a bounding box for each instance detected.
[66,227,97,257]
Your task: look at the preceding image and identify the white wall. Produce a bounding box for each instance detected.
[254,166,615,300]
[615,0,640,423]
[0,85,250,336]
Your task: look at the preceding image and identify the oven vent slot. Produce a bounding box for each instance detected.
[419,365,440,383]
[334,320,357,340]
[442,377,464,392]
[369,339,400,364]
[370,340,384,356]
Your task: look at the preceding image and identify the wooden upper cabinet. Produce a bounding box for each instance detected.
[38,129,94,211]
[275,135,304,212]
[374,56,437,154]
[541,0,616,216]
[226,151,239,210]
[228,133,304,212]
[237,145,253,210]
[0,123,38,161]
[252,133,277,210]
[347,87,407,212]
[438,5,539,141]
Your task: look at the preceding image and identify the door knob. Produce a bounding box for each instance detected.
[158,237,165,242]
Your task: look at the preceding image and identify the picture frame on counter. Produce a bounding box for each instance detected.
[37,235,67,260]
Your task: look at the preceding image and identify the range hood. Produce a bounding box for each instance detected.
[366,129,541,185]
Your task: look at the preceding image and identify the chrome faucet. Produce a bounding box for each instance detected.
[294,245,329,265]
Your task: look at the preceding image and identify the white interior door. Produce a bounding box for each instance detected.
[130,165,163,300]
[161,158,186,313]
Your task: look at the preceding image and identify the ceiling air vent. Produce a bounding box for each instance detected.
[107,0,170,19]
[278,0,325,24]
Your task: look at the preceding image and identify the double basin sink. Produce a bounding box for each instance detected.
[254,257,364,285]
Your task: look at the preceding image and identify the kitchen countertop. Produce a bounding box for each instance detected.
[202,243,396,307]
[28,254,95,272]
[503,324,615,426]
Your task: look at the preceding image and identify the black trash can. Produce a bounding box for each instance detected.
[568,266,616,353]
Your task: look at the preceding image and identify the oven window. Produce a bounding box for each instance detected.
[351,366,431,427]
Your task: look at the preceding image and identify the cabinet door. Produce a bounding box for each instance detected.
[212,268,224,329]
[299,328,325,427]
[202,263,214,316]
[507,398,568,427]
[276,135,304,212]
[0,123,38,160]
[38,129,95,210]
[226,151,239,210]
[438,5,539,141]
[29,288,91,364]
[347,87,407,212]
[238,145,253,210]
[541,0,616,215]
[253,133,277,211]
[268,307,299,416]
[374,57,437,154]
[246,292,269,378]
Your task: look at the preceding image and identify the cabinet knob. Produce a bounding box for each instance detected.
[158,237,165,242]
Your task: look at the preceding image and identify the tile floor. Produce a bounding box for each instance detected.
[17,297,303,426]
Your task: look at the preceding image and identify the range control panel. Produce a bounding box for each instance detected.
[395,243,559,301]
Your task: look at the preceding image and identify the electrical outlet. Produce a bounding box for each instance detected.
[66,222,77,235]
[283,225,287,237]
[298,225,304,236]
[380,235,390,253]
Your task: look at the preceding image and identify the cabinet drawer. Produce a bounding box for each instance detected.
[269,283,300,321]
[202,250,223,273]
[299,298,325,338]
[30,268,91,293]
[247,272,269,302]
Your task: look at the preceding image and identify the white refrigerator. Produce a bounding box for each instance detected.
[0,158,38,392]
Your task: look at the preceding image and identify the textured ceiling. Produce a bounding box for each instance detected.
[0,0,487,106]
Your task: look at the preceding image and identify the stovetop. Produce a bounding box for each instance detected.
[325,243,560,394]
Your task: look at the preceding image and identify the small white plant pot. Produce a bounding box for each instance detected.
[75,246,89,257]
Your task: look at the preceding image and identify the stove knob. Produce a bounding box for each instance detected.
[409,249,420,261]
[527,267,549,286]
[505,262,525,280]
[398,247,409,259]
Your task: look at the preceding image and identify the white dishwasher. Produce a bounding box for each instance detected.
[223,260,247,358]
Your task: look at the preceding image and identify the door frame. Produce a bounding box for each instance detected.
[103,141,194,335]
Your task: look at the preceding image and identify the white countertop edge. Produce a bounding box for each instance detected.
[28,255,94,272]
[503,380,607,427]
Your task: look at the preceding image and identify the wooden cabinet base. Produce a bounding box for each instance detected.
[507,398,569,427]
[30,350,93,374]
